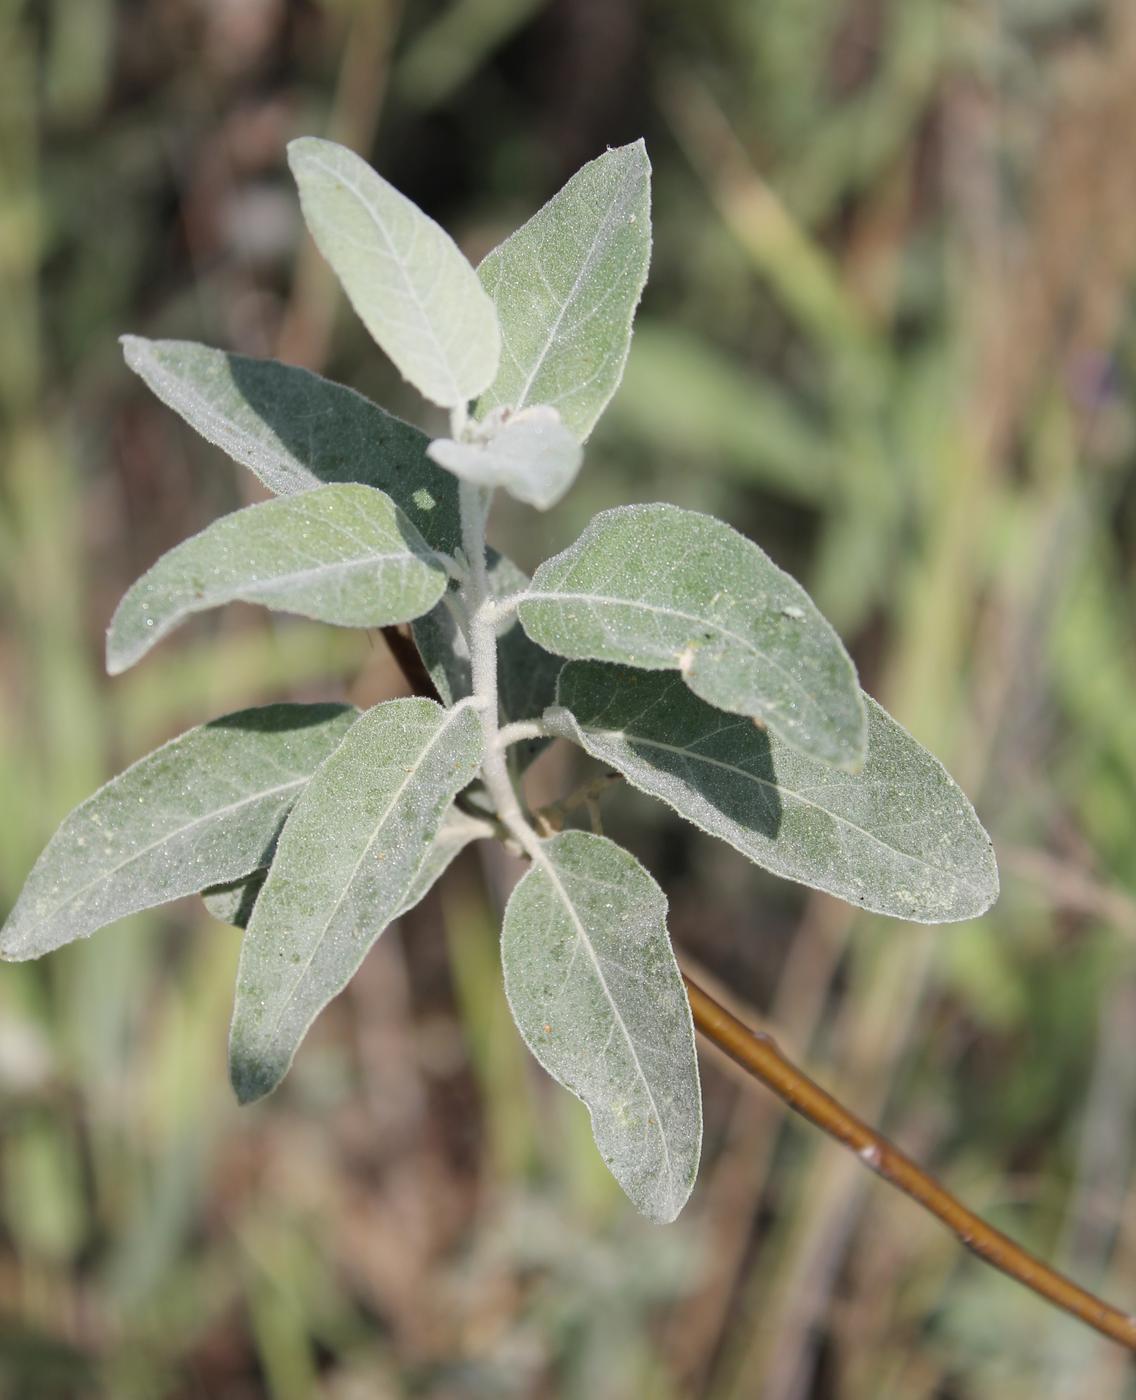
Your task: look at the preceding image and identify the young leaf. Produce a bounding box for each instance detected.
[288,137,500,408]
[412,551,561,769]
[121,336,460,553]
[201,805,488,930]
[548,665,999,922]
[502,830,701,1223]
[477,140,651,441]
[107,484,447,674]
[228,698,484,1104]
[0,704,358,960]
[519,504,867,770]
[427,406,583,509]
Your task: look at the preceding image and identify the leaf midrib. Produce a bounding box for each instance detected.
[529,840,677,1204]
[164,541,432,605]
[572,717,985,894]
[303,149,464,405]
[256,705,471,1045]
[130,344,286,474]
[525,588,833,727]
[10,770,313,947]
[508,172,636,412]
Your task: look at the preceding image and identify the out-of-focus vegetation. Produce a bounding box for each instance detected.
[2,1,1136,1395]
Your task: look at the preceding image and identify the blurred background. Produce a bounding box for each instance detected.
[2,0,1136,1395]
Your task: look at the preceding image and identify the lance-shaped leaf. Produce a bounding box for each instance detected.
[412,551,561,770]
[548,665,999,923]
[427,406,583,510]
[502,830,701,1222]
[477,140,651,441]
[0,704,358,960]
[107,484,447,674]
[288,137,500,408]
[229,698,484,1104]
[121,336,459,553]
[519,504,867,770]
[202,805,489,930]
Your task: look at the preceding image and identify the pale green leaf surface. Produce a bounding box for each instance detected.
[427,406,583,509]
[412,551,561,770]
[0,704,358,960]
[502,831,701,1222]
[229,698,484,1103]
[519,505,867,770]
[548,665,999,922]
[288,137,500,408]
[107,484,446,674]
[477,141,651,440]
[202,805,488,930]
[120,336,459,553]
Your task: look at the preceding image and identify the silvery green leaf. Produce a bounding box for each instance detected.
[427,406,583,510]
[548,665,999,923]
[502,830,701,1223]
[201,805,487,930]
[412,551,560,770]
[477,140,651,441]
[229,698,484,1104]
[0,704,358,960]
[288,137,500,408]
[519,504,866,771]
[107,484,446,675]
[120,336,459,553]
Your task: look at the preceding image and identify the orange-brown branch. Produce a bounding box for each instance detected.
[683,972,1136,1353]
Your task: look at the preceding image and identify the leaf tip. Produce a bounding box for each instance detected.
[0,921,32,963]
[972,841,1001,917]
[829,689,870,774]
[607,136,649,169]
[286,134,324,165]
[230,1054,278,1107]
[104,630,133,677]
[119,333,148,370]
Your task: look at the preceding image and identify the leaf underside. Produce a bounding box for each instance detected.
[1,704,358,960]
[107,484,447,674]
[520,504,867,770]
[120,336,460,553]
[228,698,484,1104]
[548,663,999,923]
[501,830,701,1223]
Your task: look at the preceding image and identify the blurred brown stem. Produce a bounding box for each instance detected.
[683,973,1136,1354]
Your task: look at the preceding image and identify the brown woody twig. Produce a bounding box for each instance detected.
[683,973,1136,1353]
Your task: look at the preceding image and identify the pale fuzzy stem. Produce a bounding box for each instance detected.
[459,480,540,852]
[490,590,527,620]
[496,720,548,749]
